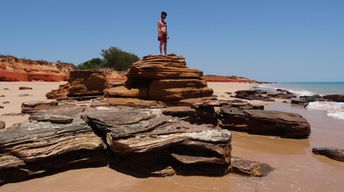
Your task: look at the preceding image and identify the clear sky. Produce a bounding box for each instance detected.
[1,0,343,82]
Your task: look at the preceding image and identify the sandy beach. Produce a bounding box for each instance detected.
[0,82,344,192]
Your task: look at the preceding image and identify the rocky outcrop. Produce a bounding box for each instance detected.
[0,55,76,81]
[219,106,311,138]
[21,101,58,114]
[105,54,213,101]
[312,147,344,162]
[84,107,232,176]
[234,89,296,102]
[322,94,344,102]
[204,75,259,83]
[46,71,107,99]
[0,117,107,184]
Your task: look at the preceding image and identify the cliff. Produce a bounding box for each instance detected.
[0,55,77,81]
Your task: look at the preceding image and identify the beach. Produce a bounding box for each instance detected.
[1,82,344,192]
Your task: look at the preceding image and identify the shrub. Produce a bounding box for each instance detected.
[78,58,104,70]
[101,47,139,71]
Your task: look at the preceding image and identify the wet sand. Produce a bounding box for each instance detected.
[1,82,344,192]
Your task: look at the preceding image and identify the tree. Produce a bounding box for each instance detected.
[78,58,104,70]
[101,47,139,71]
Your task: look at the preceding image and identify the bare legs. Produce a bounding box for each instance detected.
[159,41,167,55]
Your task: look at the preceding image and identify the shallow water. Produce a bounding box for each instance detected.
[1,102,343,192]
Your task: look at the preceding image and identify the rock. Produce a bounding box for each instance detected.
[163,106,196,117]
[46,71,107,99]
[322,94,344,102]
[104,86,148,98]
[235,90,275,102]
[312,147,344,162]
[219,106,311,138]
[21,100,58,114]
[291,99,308,106]
[0,95,5,97]
[18,94,32,97]
[0,105,3,109]
[2,101,9,104]
[0,55,76,82]
[3,88,9,90]
[119,54,213,101]
[230,157,273,177]
[19,86,32,90]
[0,118,107,184]
[85,107,231,175]
[93,98,166,108]
[0,121,5,129]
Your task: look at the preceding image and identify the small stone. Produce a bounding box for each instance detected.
[2,101,10,104]
[0,121,5,129]
[18,94,32,97]
[0,95,5,97]
[19,86,33,90]
[3,88,9,90]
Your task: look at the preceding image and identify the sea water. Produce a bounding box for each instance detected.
[257,82,344,120]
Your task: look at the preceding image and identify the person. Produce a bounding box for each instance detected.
[158,11,168,55]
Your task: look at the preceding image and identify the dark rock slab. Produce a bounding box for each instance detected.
[0,118,107,184]
[230,157,273,177]
[219,106,311,138]
[322,94,344,102]
[85,107,231,176]
[19,86,32,90]
[312,147,344,162]
[21,101,58,114]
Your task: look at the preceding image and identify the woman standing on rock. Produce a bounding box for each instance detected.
[158,11,168,55]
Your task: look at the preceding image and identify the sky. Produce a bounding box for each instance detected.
[0,0,343,82]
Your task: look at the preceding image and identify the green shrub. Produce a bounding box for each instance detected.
[101,47,139,71]
[78,58,104,70]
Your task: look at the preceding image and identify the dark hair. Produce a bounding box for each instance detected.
[161,11,167,18]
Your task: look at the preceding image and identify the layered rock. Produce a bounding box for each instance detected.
[84,107,232,175]
[0,55,76,81]
[219,106,311,138]
[105,54,213,101]
[0,116,107,184]
[322,94,344,102]
[234,89,296,102]
[46,71,107,99]
[312,147,344,162]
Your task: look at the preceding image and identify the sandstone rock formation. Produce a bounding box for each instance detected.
[312,147,344,162]
[105,54,213,101]
[84,107,232,175]
[230,157,273,177]
[0,55,76,81]
[219,105,311,138]
[0,116,107,184]
[46,71,107,99]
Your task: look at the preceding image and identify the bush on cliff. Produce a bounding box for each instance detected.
[78,47,140,71]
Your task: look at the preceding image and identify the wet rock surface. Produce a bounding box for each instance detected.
[322,94,344,102]
[234,89,297,102]
[230,157,273,177]
[219,106,311,138]
[312,147,344,162]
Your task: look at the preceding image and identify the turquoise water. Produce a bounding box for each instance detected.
[268,82,344,95]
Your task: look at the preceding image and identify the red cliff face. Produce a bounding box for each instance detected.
[0,55,77,81]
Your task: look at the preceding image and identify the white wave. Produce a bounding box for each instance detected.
[287,89,314,96]
[255,84,314,96]
[307,101,344,120]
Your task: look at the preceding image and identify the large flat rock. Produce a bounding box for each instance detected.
[85,107,232,175]
[219,106,311,138]
[0,118,107,184]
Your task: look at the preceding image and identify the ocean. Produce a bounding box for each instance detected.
[256,82,344,120]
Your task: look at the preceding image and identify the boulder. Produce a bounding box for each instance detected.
[230,157,273,177]
[219,106,311,138]
[0,118,107,184]
[322,94,344,102]
[312,147,344,162]
[84,107,232,175]
[0,121,5,129]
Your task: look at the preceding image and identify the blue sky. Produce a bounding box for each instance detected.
[0,0,343,82]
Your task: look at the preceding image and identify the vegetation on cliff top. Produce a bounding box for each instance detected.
[78,47,139,71]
